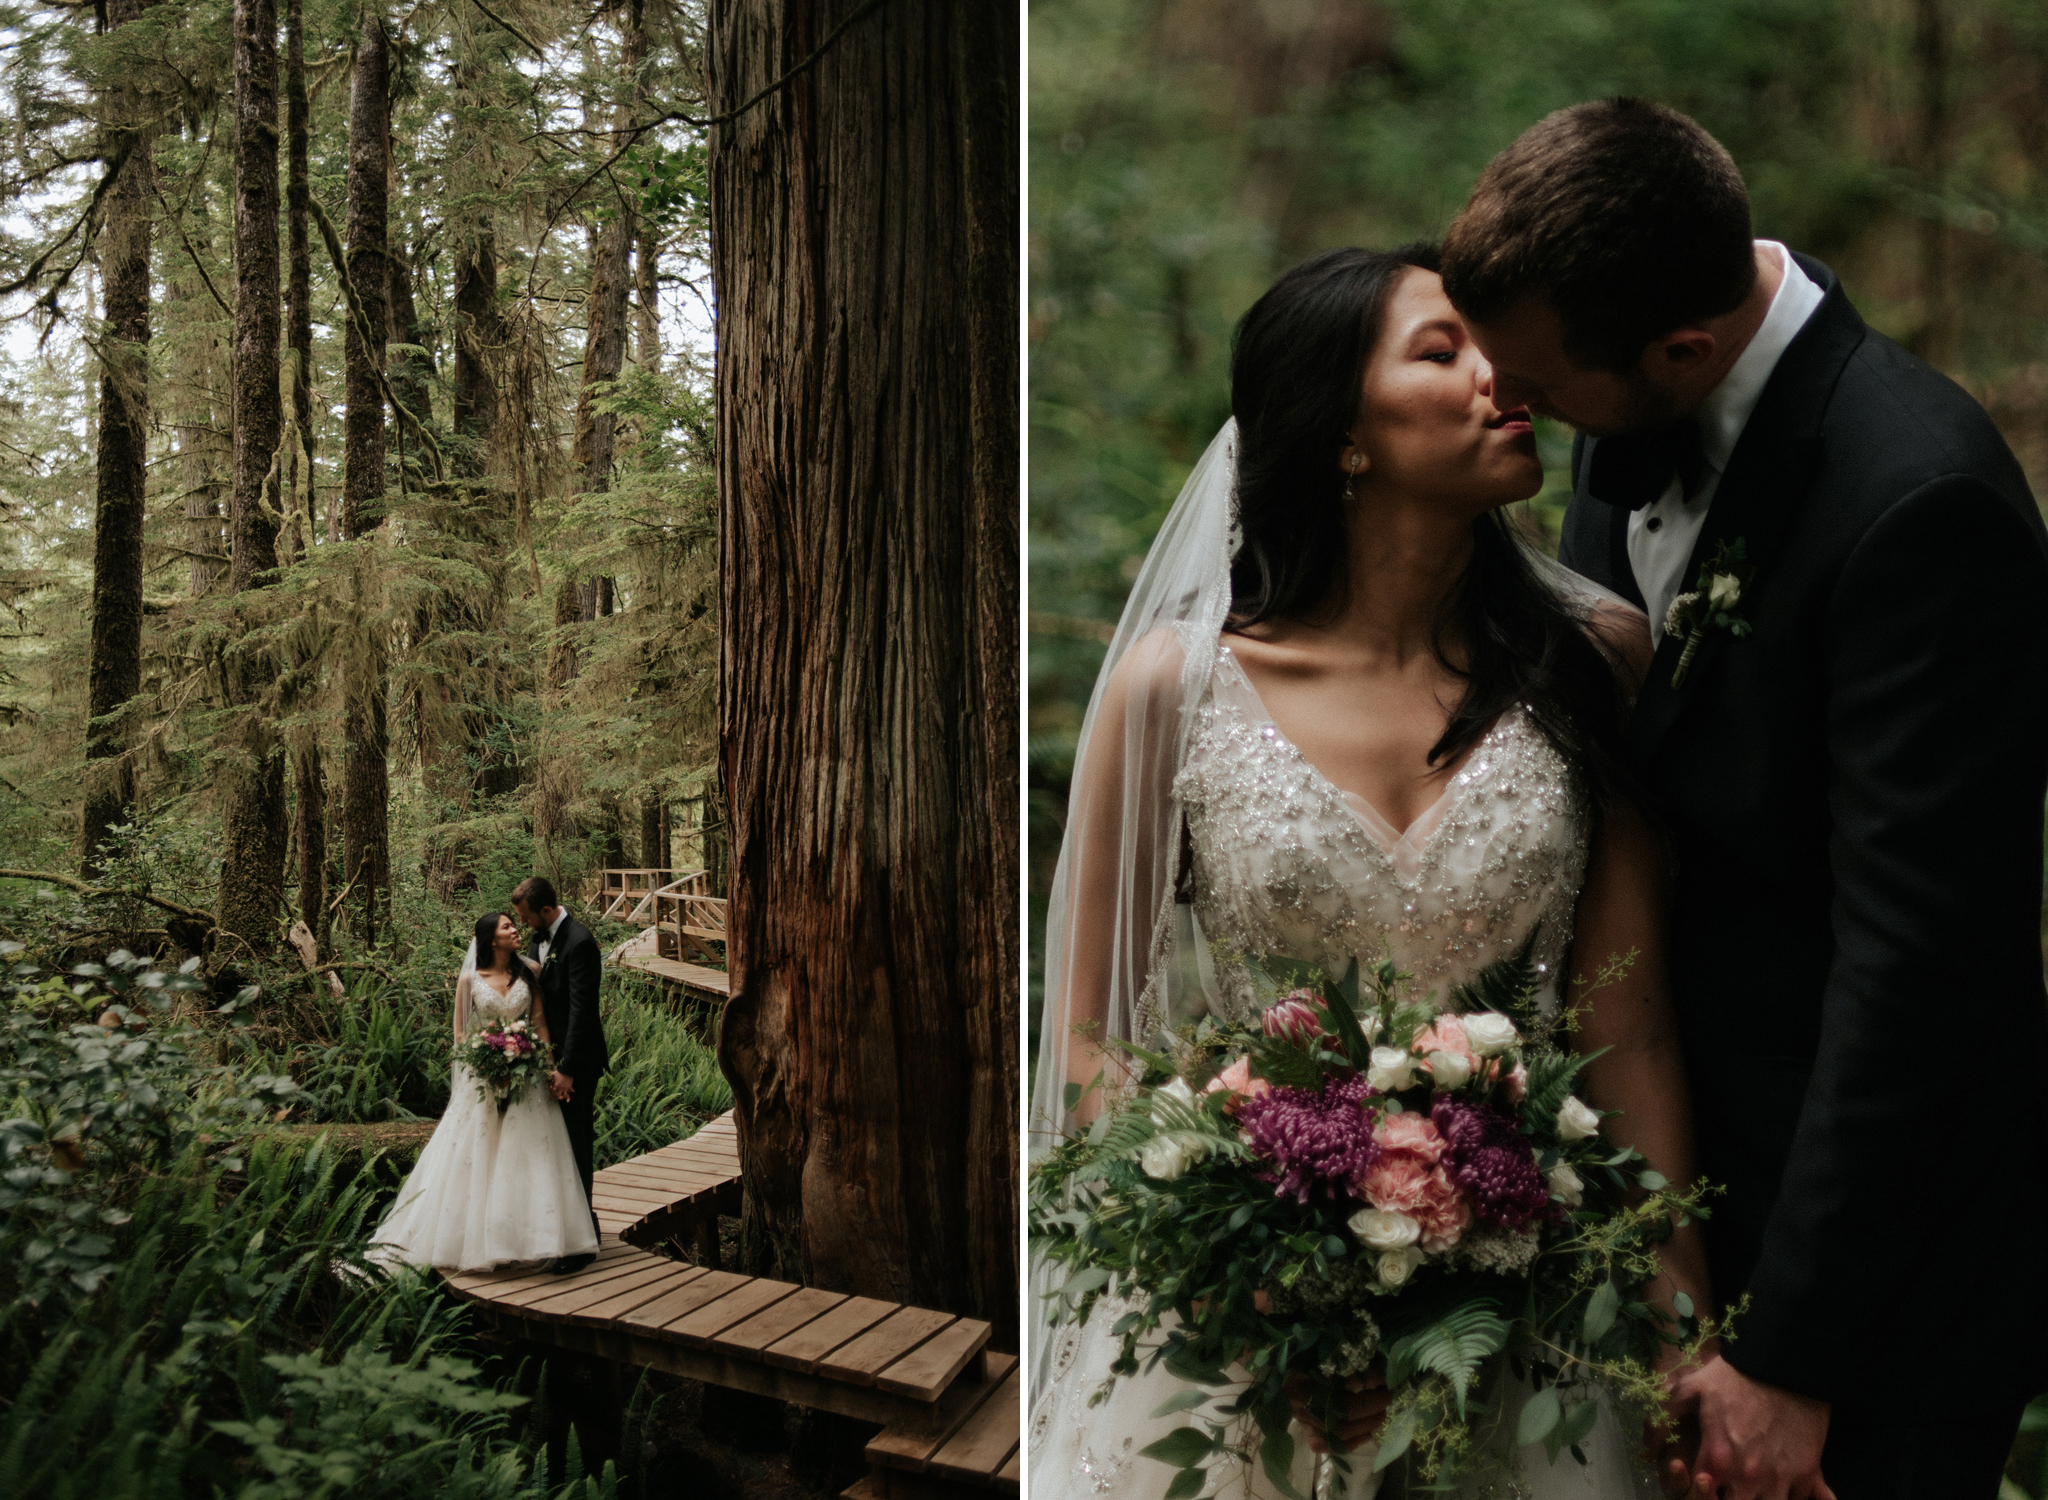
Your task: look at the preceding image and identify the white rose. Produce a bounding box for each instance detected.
[1139,1136,1192,1181]
[1153,1076,1198,1114]
[1427,1049,1472,1090]
[1708,572,1742,612]
[1366,1046,1418,1092]
[1375,1245,1424,1288]
[1461,1012,1519,1058]
[1556,1095,1602,1142]
[1359,1011,1383,1046]
[1348,1209,1421,1252]
[1547,1162,1585,1207]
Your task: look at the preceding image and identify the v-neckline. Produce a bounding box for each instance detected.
[1216,647,1507,861]
[473,971,522,1001]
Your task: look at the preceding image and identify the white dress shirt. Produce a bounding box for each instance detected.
[536,907,568,966]
[1627,241,1826,644]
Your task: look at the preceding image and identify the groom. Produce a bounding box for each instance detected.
[511,875,610,1273]
[1442,100,2048,1497]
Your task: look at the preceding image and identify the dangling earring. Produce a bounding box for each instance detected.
[1343,451,1363,502]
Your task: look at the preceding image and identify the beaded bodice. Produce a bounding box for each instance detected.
[1172,644,1590,1018]
[466,974,533,1028]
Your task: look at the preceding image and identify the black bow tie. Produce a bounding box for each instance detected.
[1585,419,1711,511]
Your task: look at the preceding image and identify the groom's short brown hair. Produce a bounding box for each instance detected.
[512,875,558,911]
[1440,98,1756,372]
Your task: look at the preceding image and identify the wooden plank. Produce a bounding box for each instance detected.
[567,1263,710,1325]
[665,1277,802,1347]
[617,1268,753,1331]
[444,1244,634,1295]
[927,1368,1021,1484]
[456,1246,642,1302]
[817,1307,957,1386]
[709,1287,850,1357]
[997,1452,1019,1488]
[866,1353,1018,1473]
[491,1254,663,1310]
[763,1295,901,1373]
[520,1257,685,1319]
[875,1317,993,1401]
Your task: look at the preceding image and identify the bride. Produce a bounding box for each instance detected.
[1028,245,1712,1498]
[368,911,600,1272]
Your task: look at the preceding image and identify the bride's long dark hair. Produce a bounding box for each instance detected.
[1226,243,1638,808]
[472,911,517,976]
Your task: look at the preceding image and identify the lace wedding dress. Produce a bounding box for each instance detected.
[1029,638,1655,1500]
[367,973,599,1272]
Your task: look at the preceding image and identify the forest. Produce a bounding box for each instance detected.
[0,0,1018,1492]
[1028,0,2048,1487]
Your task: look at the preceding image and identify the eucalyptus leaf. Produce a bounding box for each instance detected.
[1559,1396,1601,1449]
[1582,1279,1620,1343]
[1164,1466,1207,1500]
[1138,1428,1218,1469]
[1516,1385,1561,1448]
[1150,1387,1211,1420]
[1260,1428,1308,1500]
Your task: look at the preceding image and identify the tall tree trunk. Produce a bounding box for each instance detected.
[286,0,315,549]
[635,218,660,368]
[708,0,1020,1341]
[388,244,435,467]
[81,0,158,877]
[339,10,392,946]
[569,9,638,627]
[284,0,327,948]
[216,0,287,958]
[640,796,665,871]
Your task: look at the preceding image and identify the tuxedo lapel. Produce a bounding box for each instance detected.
[1625,256,1867,768]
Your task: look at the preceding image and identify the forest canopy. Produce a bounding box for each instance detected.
[0,0,718,970]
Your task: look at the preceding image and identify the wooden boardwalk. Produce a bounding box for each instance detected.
[444,1112,1017,1497]
[609,925,730,1000]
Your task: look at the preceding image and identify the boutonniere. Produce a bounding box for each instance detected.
[1664,538,1754,689]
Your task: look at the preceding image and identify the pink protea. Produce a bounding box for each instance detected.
[1262,992,1325,1046]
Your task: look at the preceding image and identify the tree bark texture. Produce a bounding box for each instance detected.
[708,0,1020,1341]
[339,10,392,946]
[286,0,315,551]
[81,0,158,877]
[215,0,287,956]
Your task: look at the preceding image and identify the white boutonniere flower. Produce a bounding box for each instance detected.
[1666,538,1755,689]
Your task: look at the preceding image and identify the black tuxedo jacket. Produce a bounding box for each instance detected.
[1559,254,2048,1411]
[529,915,610,1085]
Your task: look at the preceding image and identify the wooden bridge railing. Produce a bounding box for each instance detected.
[586,868,711,925]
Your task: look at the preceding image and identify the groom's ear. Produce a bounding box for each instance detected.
[1646,327,1718,377]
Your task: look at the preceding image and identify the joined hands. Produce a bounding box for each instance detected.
[1658,1355,1834,1500]
[549,1069,575,1103]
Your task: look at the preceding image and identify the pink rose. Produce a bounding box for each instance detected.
[1262,994,1325,1046]
[1364,1114,1468,1252]
[1410,1014,1478,1073]
[1203,1056,1273,1109]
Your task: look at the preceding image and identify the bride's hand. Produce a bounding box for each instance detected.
[1287,1367,1390,1455]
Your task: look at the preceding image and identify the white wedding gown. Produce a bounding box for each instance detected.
[1030,641,1656,1500]
[367,973,599,1272]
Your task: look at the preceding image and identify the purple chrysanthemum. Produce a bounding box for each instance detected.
[1431,1096,1548,1230]
[1237,1073,1379,1204]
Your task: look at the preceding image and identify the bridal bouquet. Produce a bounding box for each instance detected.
[455,1019,553,1115]
[1030,943,1714,1497]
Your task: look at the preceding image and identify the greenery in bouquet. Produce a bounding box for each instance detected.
[1029,938,1719,1497]
[456,1020,553,1116]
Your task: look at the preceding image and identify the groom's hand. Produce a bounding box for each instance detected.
[1286,1369,1390,1454]
[1667,1355,1834,1500]
[550,1069,574,1102]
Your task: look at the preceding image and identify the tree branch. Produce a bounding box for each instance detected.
[0,868,215,926]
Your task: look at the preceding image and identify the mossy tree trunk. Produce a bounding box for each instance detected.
[215,0,287,957]
[339,10,392,946]
[80,0,158,877]
[709,0,1019,1343]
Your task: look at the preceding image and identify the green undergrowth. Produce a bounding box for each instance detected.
[0,952,645,1498]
